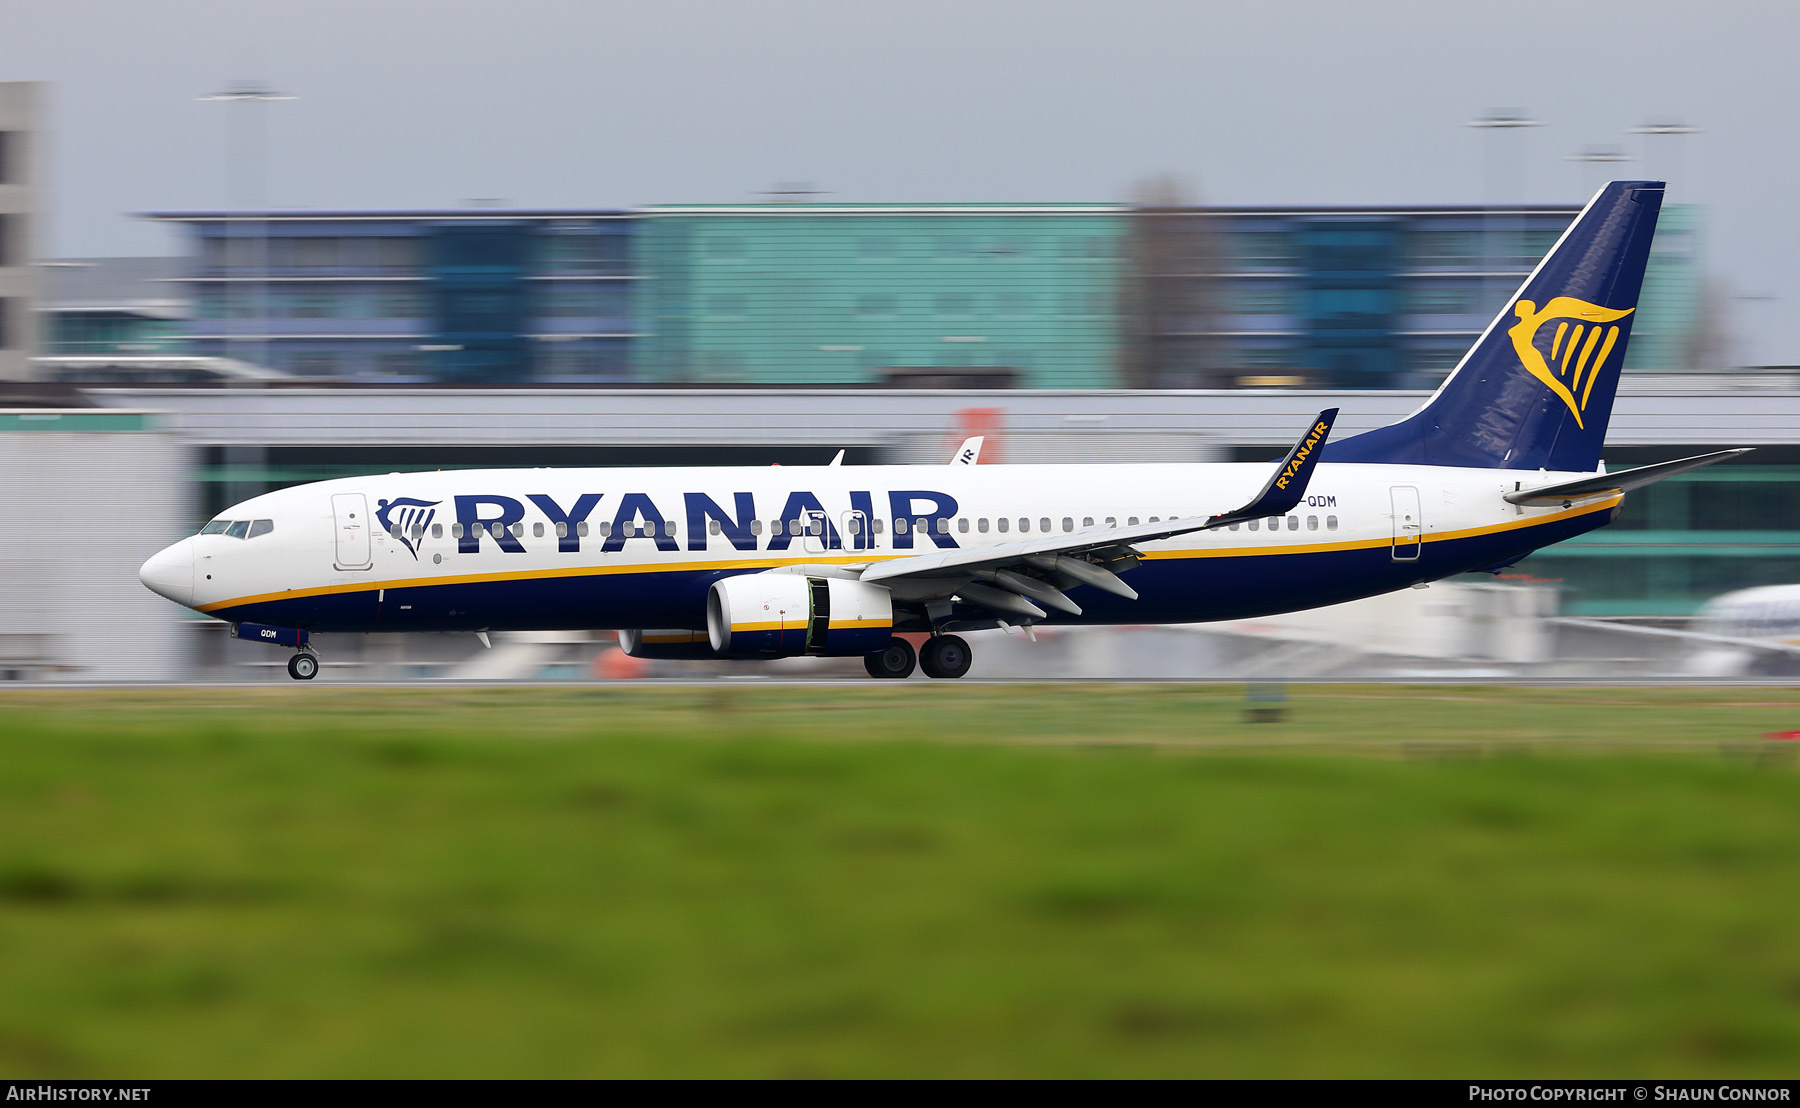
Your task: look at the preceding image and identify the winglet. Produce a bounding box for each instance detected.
[951,437,984,466]
[1207,409,1338,528]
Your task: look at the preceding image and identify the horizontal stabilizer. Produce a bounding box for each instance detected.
[1504,449,1750,505]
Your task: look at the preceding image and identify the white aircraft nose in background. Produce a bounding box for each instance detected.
[138,538,195,609]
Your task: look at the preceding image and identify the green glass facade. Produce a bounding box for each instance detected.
[43,310,183,355]
[1134,204,1704,389]
[636,205,1127,387]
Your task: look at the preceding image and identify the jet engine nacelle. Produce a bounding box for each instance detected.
[618,629,717,660]
[707,573,893,658]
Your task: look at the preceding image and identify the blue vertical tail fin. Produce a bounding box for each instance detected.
[1323,180,1664,471]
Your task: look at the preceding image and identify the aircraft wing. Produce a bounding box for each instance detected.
[1505,449,1751,505]
[861,410,1338,618]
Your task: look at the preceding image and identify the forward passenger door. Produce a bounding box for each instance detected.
[332,493,373,571]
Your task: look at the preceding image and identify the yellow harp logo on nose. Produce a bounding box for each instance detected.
[1507,297,1634,429]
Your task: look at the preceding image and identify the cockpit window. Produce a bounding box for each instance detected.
[200,518,274,538]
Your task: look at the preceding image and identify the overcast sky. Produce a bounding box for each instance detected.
[5,0,1794,361]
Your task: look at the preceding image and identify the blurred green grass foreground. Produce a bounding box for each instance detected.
[4,684,1800,1077]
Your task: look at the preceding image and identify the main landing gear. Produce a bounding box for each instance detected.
[864,636,916,679]
[919,634,972,680]
[286,652,319,681]
[862,634,973,680]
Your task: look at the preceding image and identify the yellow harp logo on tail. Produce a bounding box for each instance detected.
[1506,297,1635,429]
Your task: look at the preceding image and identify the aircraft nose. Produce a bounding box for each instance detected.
[139,538,195,608]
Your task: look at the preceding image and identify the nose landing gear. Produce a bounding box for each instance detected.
[231,623,320,681]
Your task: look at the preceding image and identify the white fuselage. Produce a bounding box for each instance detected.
[140,460,1620,636]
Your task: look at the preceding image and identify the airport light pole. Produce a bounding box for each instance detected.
[1466,111,1542,322]
[200,82,295,376]
[1567,146,1634,200]
[1628,121,1700,193]
[1733,292,1775,370]
[201,82,293,516]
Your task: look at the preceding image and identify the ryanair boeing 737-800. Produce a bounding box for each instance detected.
[140,181,1742,681]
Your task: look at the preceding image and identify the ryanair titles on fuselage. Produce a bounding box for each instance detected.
[386,489,966,556]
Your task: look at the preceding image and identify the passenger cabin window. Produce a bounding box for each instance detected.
[958,518,970,533]
[1229,523,1240,531]
[1083,517,1094,528]
[1326,515,1339,531]
[997,517,1009,533]
[1039,517,1051,533]
[751,519,764,535]
[1266,517,1280,530]
[200,520,232,535]
[533,522,544,538]
[1063,517,1074,532]
[451,523,464,538]
[556,522,569,538]
[432,523,443,538]
[894,518,908,535]
[709,520,722,536]
[1018,518,1030,533]
[1307,516,1318,531]
[935,519,947,535]
[872,518,884,534]
[248,519,274,539]
[1288,516,1299,531]
[226,520,250,539]
[977,518,989,533]
[1248,519,1259,531]
[1128,517,1139,526]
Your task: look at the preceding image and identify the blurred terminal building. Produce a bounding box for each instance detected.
[0,78,1796,679]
